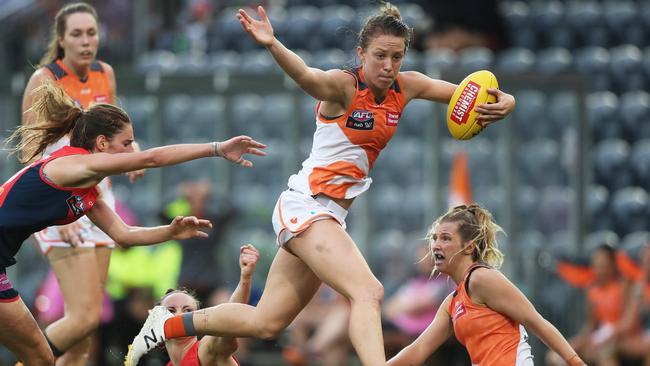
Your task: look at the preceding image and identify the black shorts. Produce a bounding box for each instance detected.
[0,269,19,302]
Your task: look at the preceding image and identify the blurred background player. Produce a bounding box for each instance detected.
[20,3,144,364]
[546,244,629,366]
[160,244,259,366]
[388,204,585,366]
[125,3,514,365]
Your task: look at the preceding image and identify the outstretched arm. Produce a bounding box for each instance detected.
[400,70,515,127]
[86,199,212,247]
[44,136,266,188]
[470,268,586,366]
[237,6,354,104]
[388,294,454,366]
[198,244,261,365]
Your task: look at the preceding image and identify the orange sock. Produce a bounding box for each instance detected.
[164,313,196,338]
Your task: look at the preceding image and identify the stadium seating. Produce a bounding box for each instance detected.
[609,45,644,93]
[586,91,622,141]
[621,231,650,254]
[514,185,539,231]
[517,138,565,187]
[611,187,649,236]
[631,139,650,189]
[592,139,633,191]
[535,47,573,75]
[495,48,535,73]
[586,184,611,232]
[422,48,457,74]
[538,186,571,235]
[458,47,495,71]
[619,91,650,141]
[574,46,611,91]
[584,230,620,252]
[319,5,356,50]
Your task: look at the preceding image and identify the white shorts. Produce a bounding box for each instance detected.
[35,216,115,255]
[272,189,348,246]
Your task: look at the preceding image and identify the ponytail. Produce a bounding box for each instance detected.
[9,82,82,163]
[8,82,131,164]
[428,204,505,269]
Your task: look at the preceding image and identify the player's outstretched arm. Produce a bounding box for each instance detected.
[86,199,212,247]
[236,6,352,104]
[198,244,260,365]
[46,136,266,188]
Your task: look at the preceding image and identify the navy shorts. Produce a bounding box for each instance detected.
[0,269,19,302]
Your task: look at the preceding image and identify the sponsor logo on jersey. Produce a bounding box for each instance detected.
[453,302,467,320]
[386,111,400,126]
[450,81,480,125]
[346,109,374,130]
[66,195,85,216]
[94,95,108,103]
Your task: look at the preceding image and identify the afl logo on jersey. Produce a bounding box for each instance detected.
[346,109,374,130]
[66,195,85,216]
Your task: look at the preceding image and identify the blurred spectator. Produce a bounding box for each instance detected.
[415,0,507,52]
[282,285,352,366]
[383,245,467,364]
[167,181,238,304]
[547,244,630,366]
[617,242,650,365]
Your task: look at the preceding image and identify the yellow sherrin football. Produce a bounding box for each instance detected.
[446,70,499,140]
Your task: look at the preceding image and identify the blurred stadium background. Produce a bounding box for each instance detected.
[1,0,650,365]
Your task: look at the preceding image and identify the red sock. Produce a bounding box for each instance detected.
[164,313,196,338]
[164,315,187,338]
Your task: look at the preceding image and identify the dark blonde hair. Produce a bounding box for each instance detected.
[9,82,130,163]
[157,288,201,309]
[39,2,98,67]
[358,2,413,52]
[427,204,505,268]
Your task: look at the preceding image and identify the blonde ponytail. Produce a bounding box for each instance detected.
[430,204,505,269]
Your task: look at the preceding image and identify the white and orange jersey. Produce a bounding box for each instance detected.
[448,264,533,366]
[287,67,406,199]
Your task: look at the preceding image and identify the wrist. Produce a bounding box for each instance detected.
[212,141,223,157]
[239,276,252,284]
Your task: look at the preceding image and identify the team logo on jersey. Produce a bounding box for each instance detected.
[386,111,400,126]
[94,95,108,103]
[66,195,85,216]
[346,110,374,130]
[453,302,467,320]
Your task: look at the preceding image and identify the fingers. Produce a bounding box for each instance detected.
[246,139,267,149]
[247,148,266,156]
[258,5,269,22]
[237,9,253,23]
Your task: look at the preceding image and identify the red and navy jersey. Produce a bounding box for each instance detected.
[166,340,241,366]
[0,146,99,267]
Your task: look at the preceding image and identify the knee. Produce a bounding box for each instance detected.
[350,279,384,307]
[69,307,102,335]
[256,320,289,340]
